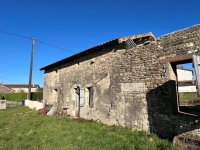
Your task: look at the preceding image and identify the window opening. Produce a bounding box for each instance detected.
[87,87,94,108]
[74,86,85,108]
[75,87,80,108]
[54,89,58,102]
[171,57,200,116]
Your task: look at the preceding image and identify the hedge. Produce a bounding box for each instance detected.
[0,92,43,102]
[31,92,43,101]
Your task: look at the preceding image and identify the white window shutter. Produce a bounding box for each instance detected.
[193,55,200,96]
[79,88,84,107]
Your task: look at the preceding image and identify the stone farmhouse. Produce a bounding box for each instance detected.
[40,24,200,139]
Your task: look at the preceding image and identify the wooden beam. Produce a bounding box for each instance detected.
[160,55,192,64]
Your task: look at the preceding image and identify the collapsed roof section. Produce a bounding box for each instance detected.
[118,32,156,45]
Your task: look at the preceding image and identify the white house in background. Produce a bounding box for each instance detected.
[177,66,197,92]
[3,84,40,93]
[0,84,14,93]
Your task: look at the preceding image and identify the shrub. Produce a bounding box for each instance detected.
[0,93,27,101]
[31,92,43,100]
[0,92,43,101]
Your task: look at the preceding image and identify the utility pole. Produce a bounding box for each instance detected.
[27,38,35,100]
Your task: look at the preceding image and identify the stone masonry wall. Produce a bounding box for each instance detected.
[44,47,115,125]
[151,24,200,138]
[44,42,161,131]
[108,44,159,131]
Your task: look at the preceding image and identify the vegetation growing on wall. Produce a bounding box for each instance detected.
[0,92,43,101]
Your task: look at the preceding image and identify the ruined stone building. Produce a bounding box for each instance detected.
[40,24,200,139]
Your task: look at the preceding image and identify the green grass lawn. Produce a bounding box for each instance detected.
[179,92,200,105]
[0,107,180,150]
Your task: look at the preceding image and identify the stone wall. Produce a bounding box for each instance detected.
[108,44,157,131]
[25,100,44,110]
[6,100,22,108]
[43,24,200,139]
[44,47,116,124]
[149,24,200,138]
[0,100,22,109]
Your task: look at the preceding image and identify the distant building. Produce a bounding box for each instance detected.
[177,65,197,92]
[3,84,40,93]
[0,84,14,93]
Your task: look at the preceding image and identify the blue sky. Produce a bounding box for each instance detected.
[0,0,200,87]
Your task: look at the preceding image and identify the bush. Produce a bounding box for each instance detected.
[0,93,27,101]
[31,92,43,100]
[0,92,43,101]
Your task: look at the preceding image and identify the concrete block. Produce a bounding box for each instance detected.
[28,100,33,109]
[0,100,6,109]
[36,102,44,110]
[32,101,37,110]
[25,100,29,106]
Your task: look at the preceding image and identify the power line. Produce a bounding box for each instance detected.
[0,74,42,85]
[0,30,76,53]
[35,39,75,53]
[0,76,22,84]
[0,30,32,40]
